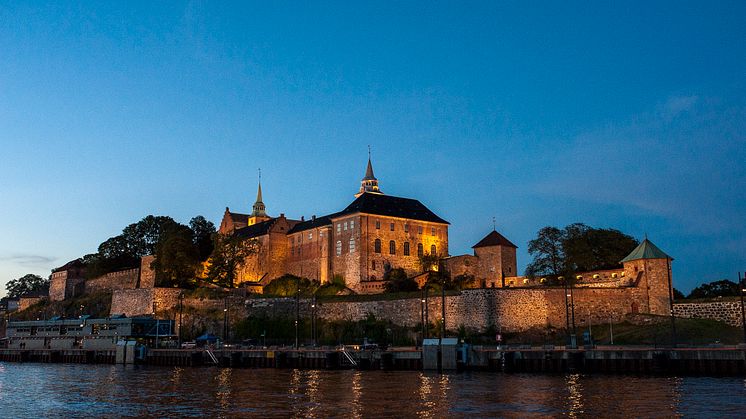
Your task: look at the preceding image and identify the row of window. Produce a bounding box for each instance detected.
[374,220,439,236]
[332,239,437,257]
[373,239,435,257]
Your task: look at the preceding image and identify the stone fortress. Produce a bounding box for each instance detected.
[46,157,726,333]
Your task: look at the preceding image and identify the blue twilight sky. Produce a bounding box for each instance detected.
[0,1,744,297]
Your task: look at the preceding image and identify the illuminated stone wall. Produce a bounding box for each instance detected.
[673,300,744,327]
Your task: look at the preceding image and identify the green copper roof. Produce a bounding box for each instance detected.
[620,239,672,263]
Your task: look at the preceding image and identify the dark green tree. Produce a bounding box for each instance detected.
[688,279,740,299]
[526,224,638,277]
[152,224,200,288]
[383,268,418,292]
[207,234,258,288]
[5,274,49,298]
[525,226,566,276]
[263,274,319,297]
[563,223,638,272]
[189,216,216,261]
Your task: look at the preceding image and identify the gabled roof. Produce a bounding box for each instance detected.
[472,230,518,249]
[229,211,250,223]
[620,239,672,263]
[334,192,449,224]
[287,214,336,234]
[234,219,275,239]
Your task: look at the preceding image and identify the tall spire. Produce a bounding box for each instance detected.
[356,148,382,197]
[251,168,266,218]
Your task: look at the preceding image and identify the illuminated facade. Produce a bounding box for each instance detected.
[218,158,451,293]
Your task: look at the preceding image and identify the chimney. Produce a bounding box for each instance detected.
[312,215,316,221]
[301,216,305,221]
[280,213,285,218]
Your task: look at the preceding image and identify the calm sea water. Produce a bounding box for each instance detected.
[0,363,744,418]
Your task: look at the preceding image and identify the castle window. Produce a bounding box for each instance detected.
[375,220,381,229]
[309,232,313,240]
[349,237,355,252]
[417,243,424,257]
[337,224,341,233]
[390,222,395,231]
[431,228,435,236]
[350,220,355,229]
[372,261,376,270]
[344,222,348,231]
[374,239,381,253]
[431,244,436,255]
[389,240,396,255]
[403,242,410,256]
[291,246,295,256]
[418,226,423,234]
[404,224,409,233]
[336,241,342,256]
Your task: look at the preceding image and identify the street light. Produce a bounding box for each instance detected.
[311,296,317,347]
[739,272,745,345]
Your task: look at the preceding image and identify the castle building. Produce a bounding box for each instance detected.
[219,158,450,293]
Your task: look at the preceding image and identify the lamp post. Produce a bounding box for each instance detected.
[563,277,570,346]
[223,298,228,345]
[424,284,429,339]
[667,258,677,348]
[569,280,577,348]
[311,296,317,347]
[441,276,446,339]
[420,288,426,346]
[295,280,300,349]
[178,292,184,346]
[739,272,745,345]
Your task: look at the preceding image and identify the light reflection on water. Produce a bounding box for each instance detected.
[0,363,744,418]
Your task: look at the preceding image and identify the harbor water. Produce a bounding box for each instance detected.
[0,362,744,417]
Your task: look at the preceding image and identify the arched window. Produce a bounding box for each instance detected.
[431,244,436,256]
[349,237,355,252]
[403,242,410,256]
[374,239,381,253]
[336,241,342,256]
[417,243,424,257]
[389,240,396,255]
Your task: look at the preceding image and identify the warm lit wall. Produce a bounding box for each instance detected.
[351,214,448,292]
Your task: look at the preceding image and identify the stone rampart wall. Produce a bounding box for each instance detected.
[111,285,681,333]
[673,301,744,327]
[86,268,140,293]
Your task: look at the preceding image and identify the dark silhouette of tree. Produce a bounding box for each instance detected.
[152,224,200,288]
[384,268,418,292]
[206,234,258,288]
[688,279,740,299]
[189,216,216,261]
[526,226,566,276]
[526,224,638,277]
[5,274,49,298]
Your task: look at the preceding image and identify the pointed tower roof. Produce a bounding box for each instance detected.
[362,158,376,180]
[473,230,517,249]
[620,238,672,263]
[251,181,267,218]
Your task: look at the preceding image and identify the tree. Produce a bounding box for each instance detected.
[525,226,566,277]
[688,279,740,299]
[5,274,49,298]
[263,274,319,297]
[563,223,638,272]
[152,224,200,288]
[189,216,216,261]
[383,268,418,292]
[85,215,179,278]
[206,234,259,288]
[673,288,686,300]
[525,224,639,277]
[419,252,440,273]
